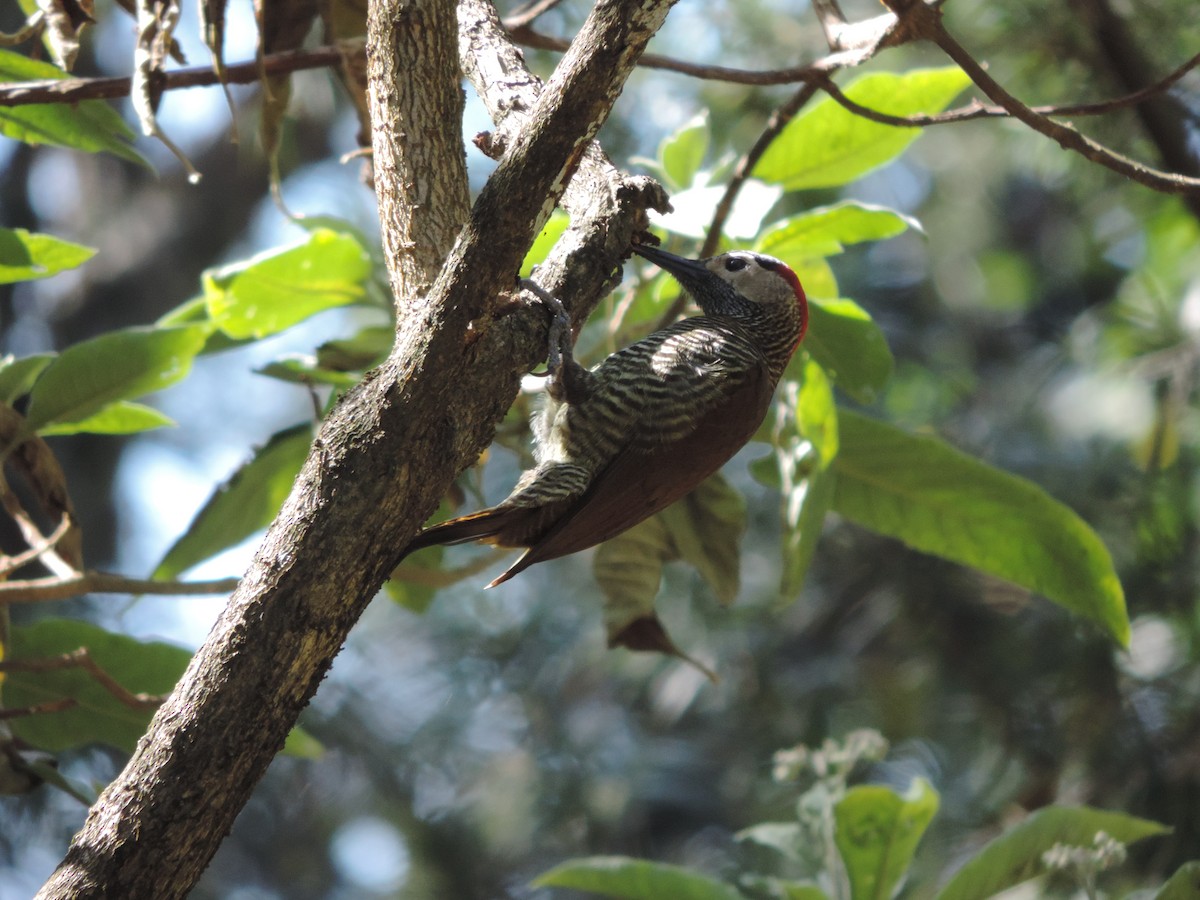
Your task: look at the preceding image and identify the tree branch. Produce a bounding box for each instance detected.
[35,0,676,895]
[0,44,348,107]
[0,572,241,604]
[880,0,1200,196]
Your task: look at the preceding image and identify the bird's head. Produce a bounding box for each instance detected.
[632,244,808,348]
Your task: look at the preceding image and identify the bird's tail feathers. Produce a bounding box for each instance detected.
[399,506,519,563]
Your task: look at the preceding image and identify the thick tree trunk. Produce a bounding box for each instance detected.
[35,0,674,896]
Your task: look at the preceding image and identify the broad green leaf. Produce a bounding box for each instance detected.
[205,229,372,339]
[0,49,147,166]
[256,357,361,389]
[740,875,831,900]
[316,325,394,371]
[23,325,209,434]
[1155,861,1200,900]
[0,353,54,404]
[660,112,710,189]
[594,473,745,651]
[758,202,919,260]
[935,806,1170,900]
[154,424,313,579]
[834,779,939,900]
[755,68,971,190]
[155,295,247,355]
[520,210,570,278]
[0,228,96,284]
[533,855,744,899]
[760,359,838,601]
[737,822,807,861]
[38,400,175,436]
[5,619,191,754]
[831,411,1129,644]
[804,298,894,403]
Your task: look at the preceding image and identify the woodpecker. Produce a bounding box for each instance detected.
[399,243,808,587]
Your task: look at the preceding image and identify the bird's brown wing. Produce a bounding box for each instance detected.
[488,358,773,587]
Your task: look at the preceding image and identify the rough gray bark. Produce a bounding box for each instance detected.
[35,0,675,896]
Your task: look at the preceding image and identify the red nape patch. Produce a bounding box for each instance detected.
[758,257,809,347]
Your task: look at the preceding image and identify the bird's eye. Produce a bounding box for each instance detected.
[724,257,748,272]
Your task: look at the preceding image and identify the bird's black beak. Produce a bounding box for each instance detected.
[631,244,708,284]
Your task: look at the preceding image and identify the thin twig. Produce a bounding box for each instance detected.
[814,50,1200,127]
[0,571,241,604]
[0,697,76,720]
[0,43,350,107]
[502,0,568,30]
[0,514,73,578]
[0,10,45,46]
[0,483,76,579]
[0,648,166,711]
[904,2,1200,195]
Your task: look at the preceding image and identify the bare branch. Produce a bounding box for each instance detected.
[0,43,347,107]
[0,514,73,578]
[0,571,241,604]
[502,0,568,30]
[814,50,1200,127]
[878,0,1200,196]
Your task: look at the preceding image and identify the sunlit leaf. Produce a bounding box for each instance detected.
[935,806,1169,900]
[652,181,782,240]
[834,779,939,900]
[256,357,361,388]
[520,209,572,278]
[832,411,1129,644]
[205,229,372,339]
[0,228,96,284]
[755,68,971,190]
[23,325,209,434]
[758,202,919,259]
[1155,861,1200,900]
[660,112,710,189]
[0,353,55,404]
[38,400,175,436]
[154,424,313,579]
[0,49,147,166]
[533,855,743,899]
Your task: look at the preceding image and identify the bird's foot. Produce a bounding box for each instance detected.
[520,278,590,403]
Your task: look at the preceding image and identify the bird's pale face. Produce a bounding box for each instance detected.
[704,251,804,315]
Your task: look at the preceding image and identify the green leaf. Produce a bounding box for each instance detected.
[804,298,894,403]
[205,229,373,339]
[792,258,839,302]
[520,210,571,278]
[834,779,939,900]
[154,424,313,579]
[0,353,55,404]
[758,202,919,260]
[935,806,1170,900]
[755,67,971,190]
[316,325,393,371]
[5,619,192,754]
[38,400,175,436]
[660,112,710,189]
[762,359,838,601]
[831,411,1129,644]
[0,49,147,166]
[256,357,362,389]
[533,856,744,899]
[23,325,209,434]
[737,822,807,861]
[1155,861,1200,900]
[0,228,96,284]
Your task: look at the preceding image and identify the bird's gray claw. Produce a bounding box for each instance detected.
[520,278,573,394]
